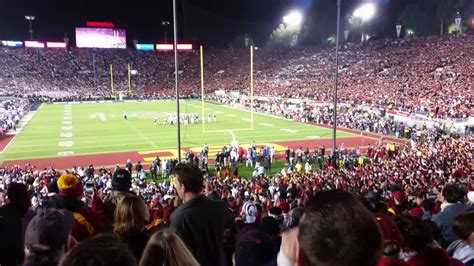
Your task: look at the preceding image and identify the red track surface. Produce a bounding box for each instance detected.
[0,124,408,170]
[0,135,15,153]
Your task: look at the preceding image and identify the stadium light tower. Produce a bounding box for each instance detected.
[283,10,303,26]
[25,15,35,40]
[283,10,303,46]
[353,3,376,41]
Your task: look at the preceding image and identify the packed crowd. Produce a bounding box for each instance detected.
[0,126,473,266]
[0,98,30,135]
[217,95,427,137]
[0,34,472,118]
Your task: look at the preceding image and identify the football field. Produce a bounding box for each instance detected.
[0,100,358,166]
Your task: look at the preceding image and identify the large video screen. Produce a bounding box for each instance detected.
[76,28,126,49]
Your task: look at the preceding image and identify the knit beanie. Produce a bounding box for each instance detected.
[57,174,83,198]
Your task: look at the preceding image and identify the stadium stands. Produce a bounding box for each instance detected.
[0,34,472,266]
[0,35,472,118]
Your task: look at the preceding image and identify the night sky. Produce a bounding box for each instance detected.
[0,0,471,47]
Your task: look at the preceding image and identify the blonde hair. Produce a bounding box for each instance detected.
[113,195,150,236]
[139,229,200,266]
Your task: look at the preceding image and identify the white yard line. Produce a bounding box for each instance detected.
[1,106,41,154]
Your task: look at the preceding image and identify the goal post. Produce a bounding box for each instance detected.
[110,64,133,98]
[200,45,255,134]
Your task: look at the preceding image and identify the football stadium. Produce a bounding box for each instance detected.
[0,0,473,266]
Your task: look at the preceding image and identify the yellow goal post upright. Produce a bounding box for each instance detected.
[110,64,133,99]
[200,45,255,134]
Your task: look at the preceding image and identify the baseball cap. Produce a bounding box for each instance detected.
[234,229,276,266]
[25,208,74,253]
[112,169,132,191]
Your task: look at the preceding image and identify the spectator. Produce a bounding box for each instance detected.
[170,163,232,266]
[59,234,137,266]
[48,174,107,241]
[0,182,30,266]
[103,169,134,223]
[113,195,150,261]
[23,208,74,266]
[394,214,463,266]
[447,212,474,265]
[139,229,199,266]
[298,190,383,266]
[374,213,408,266]
[432,185,472,248]
[234,229,276,266]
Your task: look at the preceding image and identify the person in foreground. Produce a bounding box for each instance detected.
[23,208,74,266]
[298,190,383,266]
[139,229,199,266]
[170,163,232,266]
[113,195,150,261]
[0,183,30,266]
[448,212,474,265]
[60,234,136,266]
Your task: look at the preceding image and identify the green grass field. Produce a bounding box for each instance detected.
[0,100,356,161]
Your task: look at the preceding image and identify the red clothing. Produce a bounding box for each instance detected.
[407,247,463,266]
[409,206,424,218]
[378,257,409,266]
[162,204,174,224]
[49,194,108,242]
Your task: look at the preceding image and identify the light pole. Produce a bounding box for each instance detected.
[172,1,181,162]
[353,3,376,42]
[25,16,35,40]
[283,10,303,46]
[162,21,170,43]
[332,0,341,166]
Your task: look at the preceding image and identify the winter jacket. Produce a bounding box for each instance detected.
[48,194,108,241]
[431,203,472,248]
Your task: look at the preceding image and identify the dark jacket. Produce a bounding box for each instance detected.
[0,204,27,266]
[170,195,232,266]
[431,203,472,248]
[119,231,150,261]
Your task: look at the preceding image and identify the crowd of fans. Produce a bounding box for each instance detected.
[0,33,472,266]
[0,126,473,266]
[0,34,472,118]
[0,98,29,135]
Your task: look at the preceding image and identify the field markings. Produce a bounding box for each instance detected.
[259,123,274,127]
[242,118,252,122]
[0,110,39,155]
[89,113,107,121]
[280,128,298,133]
[57,151,74,156]
[60,133,73,138]
[306,135,321,139]
[58,105,74,151]
[3,101,355,159]
[58,141,74,147]
[10,126,334,147]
